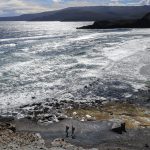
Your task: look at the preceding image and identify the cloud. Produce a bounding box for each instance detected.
[0,0,150,17]
[109,0,124,6]
[0,0,49,16]
[125,0,150,5]
[52,0,62,2]
[139,0,150,5]
[47,0,98,11]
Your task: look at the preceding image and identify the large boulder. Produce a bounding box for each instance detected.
[111,120,126,134]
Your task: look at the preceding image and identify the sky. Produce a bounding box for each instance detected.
[0,0,150,17]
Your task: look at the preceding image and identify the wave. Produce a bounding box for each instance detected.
[0,35,65,42]
[103,37,150,61]
[0,43,16,48]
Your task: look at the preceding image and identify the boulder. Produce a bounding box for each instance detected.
[7,124,16,132]
[57,115,67,121]
[73,112,77,116]
[0,122,16,132]
[51,138,65,147]
[111,120,126,134]
[85,115,96,121]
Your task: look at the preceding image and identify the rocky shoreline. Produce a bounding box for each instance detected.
[78,12,150,29]
[0,98,150,149]
[0,81,150,149]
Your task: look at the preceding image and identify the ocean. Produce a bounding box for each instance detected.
[0,21,150,108]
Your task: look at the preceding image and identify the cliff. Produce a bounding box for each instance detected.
[78,12,150,29]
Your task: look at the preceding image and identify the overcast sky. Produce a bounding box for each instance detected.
[0,0,150,17]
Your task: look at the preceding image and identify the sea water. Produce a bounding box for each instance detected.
[0,21,150,108]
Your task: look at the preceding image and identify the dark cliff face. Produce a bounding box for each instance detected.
[78,12,150,29]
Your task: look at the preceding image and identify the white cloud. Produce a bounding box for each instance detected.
[109,0,124,6]
[0,0,149,16]
[125,0,150,6]
[0,0,49,16]
[48,0,98,11]
[52,0,62,2]
[140,0,150,5]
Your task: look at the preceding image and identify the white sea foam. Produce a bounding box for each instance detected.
[0,35,58,42]
[0,22,150,109]
[103,38,149,61]
[0,43,16,48]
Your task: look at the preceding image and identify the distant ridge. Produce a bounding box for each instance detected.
[0,5,150,21]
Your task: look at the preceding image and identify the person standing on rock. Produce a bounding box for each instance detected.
[71,126,75,139]
[66,126,69,138]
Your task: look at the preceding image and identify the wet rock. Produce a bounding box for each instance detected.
[58,114,67,121]
[145,144,149,148]
[0,116,14,122]
[55,102,60,108]
[43,114,53,120]
[101,101,109,105]
[7,123,16,132]
[95,100,101,104]
[20,104,30,108]
[43,107,50,113]
[0,122,16,132]
[34,110,43,117]
[84,85,88,89]
[31,96,36,99]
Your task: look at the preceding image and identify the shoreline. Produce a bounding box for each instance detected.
[0,99,150,150]
[0,80,150,149]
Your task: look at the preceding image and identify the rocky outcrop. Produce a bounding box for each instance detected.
[78,12,150,29]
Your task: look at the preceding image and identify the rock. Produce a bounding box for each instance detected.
[95,100,101,104]
[85,114,96,121]
[73,112,77,116]
[51,138,65,147]
[84,85,88,89]
[111,122,123,134]
[86,114,91,118]
[55,102,60,108]
[111,121,126,134]
[145,144,149,148]
[31,96,36,99]
[8,124,16,132]
[58,115,67,121]
[0,116,14,122]
[87,117,96,121]
[121,122,126,132]
[81,118,85,122]
[102,101,109,105]
[43,114,53,120]
[0,122,16,132]
[85,115,92,121]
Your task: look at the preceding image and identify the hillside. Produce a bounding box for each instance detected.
[78,12,150,29]
[0,5,150,21]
